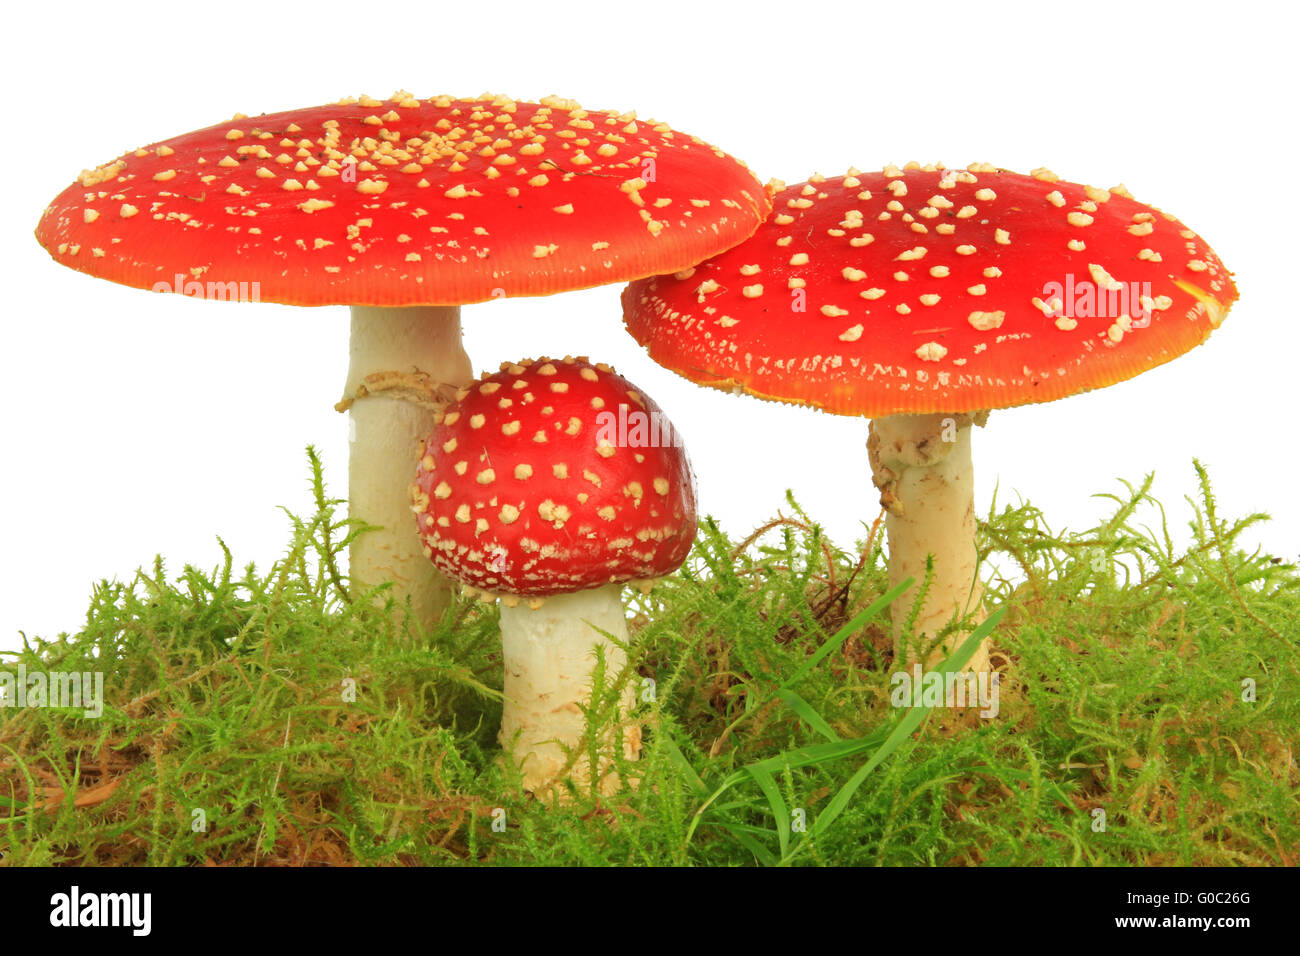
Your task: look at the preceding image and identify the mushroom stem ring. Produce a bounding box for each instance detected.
[334,369,462,414]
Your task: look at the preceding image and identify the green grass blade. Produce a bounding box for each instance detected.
[744,764,790,858]
[728,827,779,866]
[812,606,1006,838]
[659,732,708,798]
[780,578,912,691]
[774,688,839,742]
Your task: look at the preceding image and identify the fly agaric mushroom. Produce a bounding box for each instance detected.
[34,92,767,629]
[624,162,1238,670]
[411,356,696,793]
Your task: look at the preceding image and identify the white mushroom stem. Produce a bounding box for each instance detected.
[344,305,473,627]
[498,584,641,794]
[868,411,990,672]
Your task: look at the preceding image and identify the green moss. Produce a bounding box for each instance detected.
[1,450,1296,866]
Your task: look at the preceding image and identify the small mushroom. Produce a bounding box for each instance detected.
[411,356,697,793]
[34,92,767,629]
[624,163,1238,670]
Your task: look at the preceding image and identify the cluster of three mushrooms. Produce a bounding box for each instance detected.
[37,96,1239,794]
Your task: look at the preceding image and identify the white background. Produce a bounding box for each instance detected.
[3,0,1295,650]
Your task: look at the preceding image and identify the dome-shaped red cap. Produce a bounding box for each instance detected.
[411,357,697,597]
[623,163,1237,416]
[36,93,770,307]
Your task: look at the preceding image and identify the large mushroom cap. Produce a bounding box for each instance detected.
[623,162,1238,417]
[35,93,771,307]
[412,357,697,597]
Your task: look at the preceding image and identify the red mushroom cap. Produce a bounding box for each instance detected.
[411,357,697,597]
[623,162,1238,417]
[35,92,770,307]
